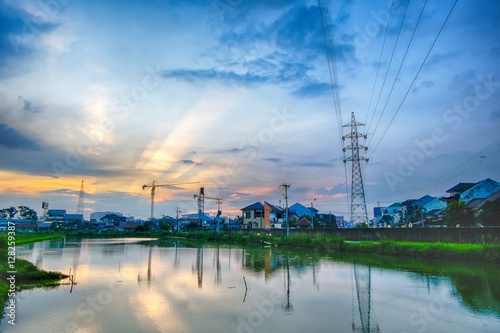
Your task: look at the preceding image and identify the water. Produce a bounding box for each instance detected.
[2,237,499,333]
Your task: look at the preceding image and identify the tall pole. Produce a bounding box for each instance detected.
[175,206,181,232]
[196,187,204,228]
[281,184,290,237]
[311,198,316,229]
[150,181,156,220]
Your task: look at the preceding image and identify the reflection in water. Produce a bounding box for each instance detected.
[138,245,154,286]
[282,252,293,314]
[6,239,500,333]
[213,247,221,286]
[195,247,203,289]
[352,265,380,333]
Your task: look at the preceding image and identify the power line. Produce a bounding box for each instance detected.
[364,0,395,126]
[318,0,352,220]
[367,0,428,148]
[318,0,344,144]
[404,139,500,198]
[369,0,459,159]
[366,0,411,136]
[224,186,282,206]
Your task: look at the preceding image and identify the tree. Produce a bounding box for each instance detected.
[18,206,38,220]
[135,222,152,232]
[186,221,198,231]
[444,201,473,227]
[381,214,393,227]
[101,213,124,223]
[0,206,18,219]
[158,216,173,231]
[478,199,500,227]
[317,213,337,228]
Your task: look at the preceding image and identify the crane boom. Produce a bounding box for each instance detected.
[142,180,200,220]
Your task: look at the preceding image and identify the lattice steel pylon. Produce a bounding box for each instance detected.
[343,112,369,226]
[76,180,84,215]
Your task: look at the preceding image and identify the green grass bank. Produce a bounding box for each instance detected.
[0,233,68,308]
[175,231,500,263]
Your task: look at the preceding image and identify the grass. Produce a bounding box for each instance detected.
[170,231,500,263]
[0,233,68,308]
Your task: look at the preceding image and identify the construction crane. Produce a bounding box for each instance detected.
[142,181,199,220]
[193,187,223,231]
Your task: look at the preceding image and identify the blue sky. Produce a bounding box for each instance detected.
[0,0,499,220]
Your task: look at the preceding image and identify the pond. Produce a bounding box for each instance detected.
[2,237,500,333]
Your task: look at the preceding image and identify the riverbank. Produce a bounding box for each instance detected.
[176,231,500,263]
[0,233,68,308]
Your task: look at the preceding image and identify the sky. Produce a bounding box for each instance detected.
[0,0,499,221]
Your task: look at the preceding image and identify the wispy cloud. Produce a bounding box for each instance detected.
[315,183,346,196]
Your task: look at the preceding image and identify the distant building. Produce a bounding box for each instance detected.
[241,202,265,229]
[336,216,346,228]
[459,178,500,203]
[264,201,284,228]
[445,178,500,204]
[46,209,66,221]
[373,207,385,224]
[90,211,124,222]
[295,217,311,228]
[241,201,284,229]
[289,202,318,217]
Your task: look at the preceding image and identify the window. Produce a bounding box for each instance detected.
[254,210,263,218]
[245,211,251,218]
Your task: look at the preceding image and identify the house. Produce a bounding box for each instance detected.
[46,209,66,221]
[445,182,476,200]
[422,197,447,212]
[459,178,500,203]
[336,216,346,228]
[445,178,500,204]
[240,201,285,229]
[373,207,385,224]
[383,202,404,226]
[100,213,126,226]
[264,201,285,228]
[90,211,124,222]
[180,213,213,229]
[295,217,311,228]
[16,223,38,233]
[123,222,140,233]
[289,202,318,217]
[64,213,84,223]
[465,190,500,214]
[241,202,265,229]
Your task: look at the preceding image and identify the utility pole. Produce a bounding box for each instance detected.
[175,206,182,232]
[310,198,316,229]
[281,184,290,237]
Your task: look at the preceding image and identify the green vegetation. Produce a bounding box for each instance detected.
[478,200,500,226]
[444,201,474,227]
[0,233,68,308]
[173,231,500,263]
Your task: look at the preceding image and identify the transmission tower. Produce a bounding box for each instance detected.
[76,180,84,215]
[343,112,369,226]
